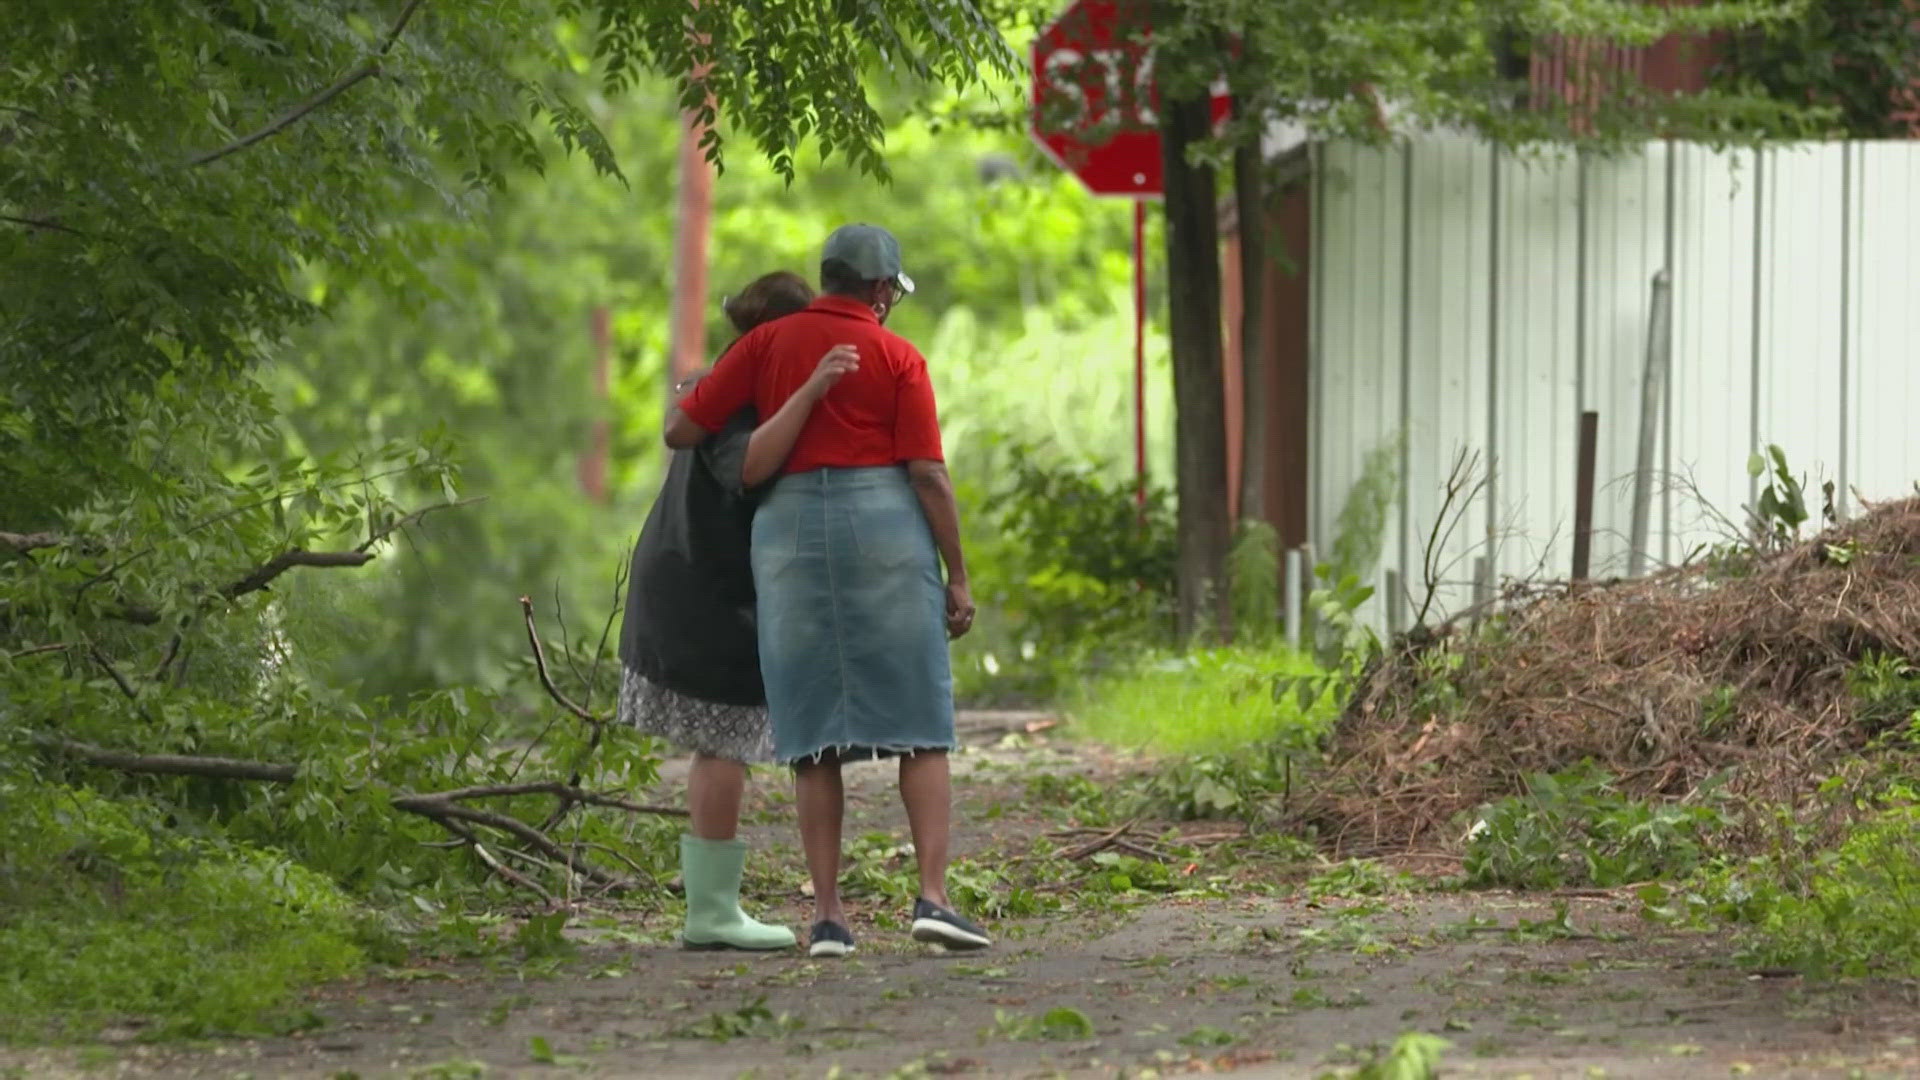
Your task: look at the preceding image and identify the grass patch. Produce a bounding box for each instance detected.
[0,780,365,1041]
[1066,642,1336,757]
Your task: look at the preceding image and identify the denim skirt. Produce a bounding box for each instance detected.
[751,466,956,766]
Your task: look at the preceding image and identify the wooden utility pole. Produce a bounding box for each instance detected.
[667,111,715,393]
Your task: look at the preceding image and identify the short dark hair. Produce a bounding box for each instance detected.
[723,271,814,334]
[820,258,877,298]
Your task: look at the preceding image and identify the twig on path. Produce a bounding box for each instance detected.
[1061,820,1138,861]
[437,819,557,904]
[1170,832,1246,846]
[1111,838,1175,862]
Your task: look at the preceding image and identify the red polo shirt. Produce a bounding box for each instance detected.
[678,295,944,475]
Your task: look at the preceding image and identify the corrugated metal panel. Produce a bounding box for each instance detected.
[1755,145,1847,512]
[1579,145,1670,576]
[1491,149,1583,582]
[1401,135,1493,618]
[1309,137,1920,632]
[1849,142,1920,503]
[1311,143,1405,627]
[1666,144,1758,558]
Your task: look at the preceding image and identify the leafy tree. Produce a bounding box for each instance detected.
[1717,0,1920,137]
[3,3,1034,1007]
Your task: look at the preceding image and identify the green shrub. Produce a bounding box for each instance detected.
[953,440,1177,705]
[0,780,365,1040]
[1463,764,1727,890]
[1688,797,1920,978]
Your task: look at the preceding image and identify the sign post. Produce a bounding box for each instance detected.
[1029,0,1229,506]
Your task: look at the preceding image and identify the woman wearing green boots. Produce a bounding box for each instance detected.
[617,271,857,951]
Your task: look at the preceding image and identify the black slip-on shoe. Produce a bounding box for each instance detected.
[910,899,992,951]
[808,920,856,959]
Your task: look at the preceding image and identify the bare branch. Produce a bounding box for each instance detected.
[103,497,482,623]
[354,496,484,555]
[39,737,299,783]
[216,497,483,601]
[148,632,184,682]
[390,794,626,889]
[519,596,600,724]
[425,779,684,817]
[552,579,591,697]
[80,463,435,594]
[6,643,71,660]
[1,531,63,554]
[0,215,85,237]
[88,646,141,702]
[36,741,678,823]
[433,819,557,903]
[189,0,429,168]
[222,549,374,599]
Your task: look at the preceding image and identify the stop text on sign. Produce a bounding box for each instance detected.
[1037,45,1162,134]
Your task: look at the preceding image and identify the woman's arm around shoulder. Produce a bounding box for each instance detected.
[665,336,758,449]
[740,345,860,487]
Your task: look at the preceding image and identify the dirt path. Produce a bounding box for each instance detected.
[10,717,1919,1079]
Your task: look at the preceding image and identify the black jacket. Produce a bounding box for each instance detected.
[618,410,765,707]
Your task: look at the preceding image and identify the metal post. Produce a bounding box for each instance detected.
[1571,410,1599,582]
[1283,546,1304,650]
[1628,269,1673,577]
[1384,568,1405,637]
[1133,199,1148,508]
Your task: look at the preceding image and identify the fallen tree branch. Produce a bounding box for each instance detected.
[434,819,557,904]
[38,737,299,783]
[189,0,429,168]
[38,742,683,822]
[1061,820,1138,861]
[1,531,63,554]
[110,497,483,623]
[390,794,624,889]
[424,780,684,817]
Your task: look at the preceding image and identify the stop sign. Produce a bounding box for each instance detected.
[1029,0,1230,198]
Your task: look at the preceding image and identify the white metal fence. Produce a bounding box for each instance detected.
[1309,135,1920,628]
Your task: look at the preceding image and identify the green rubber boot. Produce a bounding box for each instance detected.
[680,835,797,952]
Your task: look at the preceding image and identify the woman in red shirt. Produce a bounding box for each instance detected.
[668,224,990,958]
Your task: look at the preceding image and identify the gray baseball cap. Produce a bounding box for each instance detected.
[821,223,915,294]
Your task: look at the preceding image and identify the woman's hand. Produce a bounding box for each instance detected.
[945,577,975,639]
[803,345,859,401]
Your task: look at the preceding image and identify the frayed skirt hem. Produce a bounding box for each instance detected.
[782,742,957,768]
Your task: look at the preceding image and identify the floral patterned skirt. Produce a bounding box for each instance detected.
[616,666,774,765]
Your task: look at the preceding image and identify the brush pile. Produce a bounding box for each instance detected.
[1303,497,1920,852]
